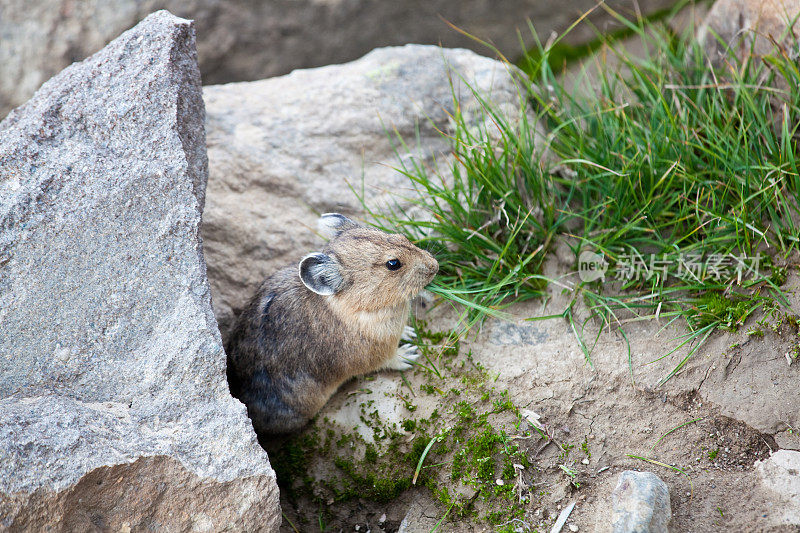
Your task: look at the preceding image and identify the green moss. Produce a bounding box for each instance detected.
[581,437,591,458]
[437,389,533,522]
[558,442,575,461]
[764,257,788,286]
[275,325,544,527]
[332,453,413,503]
[491,390,518,414]
[691,291,755,331]
[364,443,378,463]
[402,419,417,432]
[430,485,475,520]
[455,400,476,421]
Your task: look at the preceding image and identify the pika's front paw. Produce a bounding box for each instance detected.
[401,325,417,342]
[382,343,420,371]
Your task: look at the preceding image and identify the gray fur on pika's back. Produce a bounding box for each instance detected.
[226,213,439,435]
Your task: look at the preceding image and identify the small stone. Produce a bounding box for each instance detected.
[522,409,545,431]
[610,470,671,533]
[568,524,579,532]
[496,479,504,486]
[379,514,386,523]
[581,458,590,465]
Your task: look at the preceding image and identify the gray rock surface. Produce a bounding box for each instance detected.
[200,44,523,336]
[756,450,800,526]
[609,471,671,533]
[0,0,679,119]
[698,0,800,63]
[0,10,279,531]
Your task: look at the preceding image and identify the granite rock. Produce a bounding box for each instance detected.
[699,0,800,63]
[0,11,279,532]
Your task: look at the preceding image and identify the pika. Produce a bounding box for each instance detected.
[225,213,439,435]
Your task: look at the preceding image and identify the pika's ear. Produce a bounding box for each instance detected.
[299,252,343,296]
[317,213,361,239]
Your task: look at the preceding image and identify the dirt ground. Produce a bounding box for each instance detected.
[270,263,800,533]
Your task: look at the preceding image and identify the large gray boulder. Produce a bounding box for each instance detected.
[0,0,679,119]
[699,0,800,63]
[200,44,523,335]
[0,11,279,532]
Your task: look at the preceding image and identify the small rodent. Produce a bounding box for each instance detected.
[225,213,439,435]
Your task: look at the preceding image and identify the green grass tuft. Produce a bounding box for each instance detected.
[361,5,800,382]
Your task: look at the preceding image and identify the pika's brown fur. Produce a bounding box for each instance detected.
[225,214,438,435]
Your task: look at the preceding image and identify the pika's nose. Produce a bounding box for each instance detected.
[426,255,439,276]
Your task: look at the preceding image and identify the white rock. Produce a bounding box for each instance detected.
[756,450,800,526]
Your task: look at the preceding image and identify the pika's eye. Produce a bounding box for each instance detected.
[385,259,402,271]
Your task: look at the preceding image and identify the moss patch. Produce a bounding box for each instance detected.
[271,322,547,526]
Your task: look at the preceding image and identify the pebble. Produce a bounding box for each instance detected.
[609,470,671,533]
[568,524,579,532]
